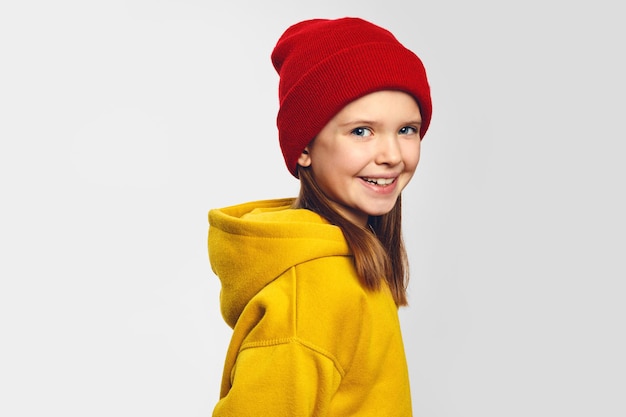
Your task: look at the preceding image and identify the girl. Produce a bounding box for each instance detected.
[208,17,432,416]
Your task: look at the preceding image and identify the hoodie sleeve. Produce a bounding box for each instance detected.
[212,339,342,416]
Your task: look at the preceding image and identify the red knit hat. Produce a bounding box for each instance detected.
[272,17,432,177]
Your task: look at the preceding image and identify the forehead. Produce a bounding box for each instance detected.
[333,90,422,122]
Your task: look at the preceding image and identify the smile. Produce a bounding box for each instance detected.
[362,177,396,186]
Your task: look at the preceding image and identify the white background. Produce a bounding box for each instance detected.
[1,0,624,416]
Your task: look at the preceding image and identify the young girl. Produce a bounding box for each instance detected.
[208,17,432,416]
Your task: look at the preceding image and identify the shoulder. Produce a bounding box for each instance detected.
[292,256,398,367]
[239,258,399,374]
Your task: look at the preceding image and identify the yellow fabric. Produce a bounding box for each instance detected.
[208,198,412,416]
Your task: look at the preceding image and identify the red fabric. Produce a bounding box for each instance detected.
[272,17,432,177]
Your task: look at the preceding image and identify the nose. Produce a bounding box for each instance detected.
[375,134,402,166]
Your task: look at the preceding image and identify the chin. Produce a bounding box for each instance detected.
[365,205,396,217]
[367,197,403,216]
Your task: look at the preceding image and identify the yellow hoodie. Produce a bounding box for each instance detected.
[208,198,412,416]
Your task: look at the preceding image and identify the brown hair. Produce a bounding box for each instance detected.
[293,166,409,306]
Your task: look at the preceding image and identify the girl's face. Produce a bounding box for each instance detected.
[298,90,422,226]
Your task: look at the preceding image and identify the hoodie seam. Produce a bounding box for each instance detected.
[239,337,346,378]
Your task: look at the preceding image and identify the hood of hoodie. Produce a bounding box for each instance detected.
[208,198,351,328]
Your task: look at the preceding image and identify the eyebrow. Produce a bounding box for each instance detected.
[338,119,422,127]
[338,119,377,127]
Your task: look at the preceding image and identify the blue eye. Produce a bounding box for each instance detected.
[351,127,373,137]
[399,126,418,135]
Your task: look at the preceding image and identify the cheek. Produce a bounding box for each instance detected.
[403,142,421,172]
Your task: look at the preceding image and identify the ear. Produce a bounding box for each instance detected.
[297,147,312,167]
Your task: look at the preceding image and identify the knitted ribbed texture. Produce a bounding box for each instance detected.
[271,17,432,177]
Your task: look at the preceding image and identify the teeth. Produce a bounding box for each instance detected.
[364,178,394,185]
